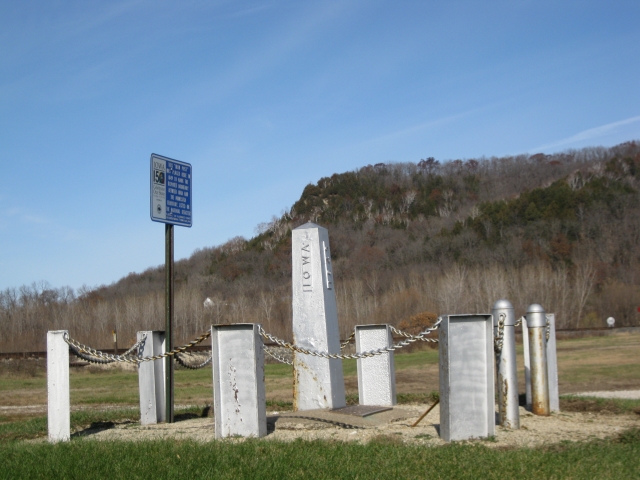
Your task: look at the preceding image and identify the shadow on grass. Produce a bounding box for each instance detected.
[73,420,125,438]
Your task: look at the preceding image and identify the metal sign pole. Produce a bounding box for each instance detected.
[165,223,174,423]
[150,152,191,424]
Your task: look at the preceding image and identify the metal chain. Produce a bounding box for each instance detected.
[72,348,116,364]
[545,314,551,341]
[494,313,506,353]
[175,352,212,370]
[264,346,293,366]
[257,317,442,360]
[63,331,211,364]
[514,316,523,328]
[137,334,147,360]
[122,338,145,357]
[69,336,147,365]
[389,325,439,343]
[340,331,356,349]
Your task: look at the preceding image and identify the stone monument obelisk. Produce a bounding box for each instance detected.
[292,222,346,410]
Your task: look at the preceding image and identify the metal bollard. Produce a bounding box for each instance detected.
[526,304,550,416]
[522,317,532,409]
[546,314,560,412]
[492,300,520,429]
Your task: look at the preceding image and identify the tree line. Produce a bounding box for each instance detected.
[1,142,639,352]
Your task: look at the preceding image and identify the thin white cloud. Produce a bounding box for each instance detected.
[353,104,494,150]
[1,208,83,240]
[366,111,476,145]
[532,115,640,152]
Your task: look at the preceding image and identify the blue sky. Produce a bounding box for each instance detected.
[1,0,639,292]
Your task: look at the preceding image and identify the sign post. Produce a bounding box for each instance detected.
[150,153,192,423]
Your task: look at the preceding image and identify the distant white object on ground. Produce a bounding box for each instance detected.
[606,317,615,327]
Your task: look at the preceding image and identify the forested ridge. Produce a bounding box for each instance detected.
[3,141,640,352]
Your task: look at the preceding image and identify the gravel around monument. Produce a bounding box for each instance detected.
[62,403,639,447]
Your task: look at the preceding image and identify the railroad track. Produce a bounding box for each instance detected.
[1,326,638,360]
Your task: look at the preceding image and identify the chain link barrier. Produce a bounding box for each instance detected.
[264,346,294,366]
[64,331,211,364]
[72,348,117,365]
[545,314,551,341]
[388,325,439,343]
[340,331,356,349]
[257,317,442,360]
[515,316,523,328]
[175,352,212,370]
[494,313,506,353]
[69,336,147,365]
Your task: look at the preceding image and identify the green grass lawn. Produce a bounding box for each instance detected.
[1,430,639,479]
[1,334,639,479]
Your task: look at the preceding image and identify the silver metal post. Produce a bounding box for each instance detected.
[522,316,532,409]
[526,304,550,416]
[546,314,560,412]
[492,299,520,429]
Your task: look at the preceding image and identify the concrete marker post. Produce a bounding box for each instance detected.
[211,324,267,439]
[355,324,396,406]
[291,223,346,410]
[492,299,520,429]
[439,314,495,442]
[47,330,70,442]
[137,331,166,424]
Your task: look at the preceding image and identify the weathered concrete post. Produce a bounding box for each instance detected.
[211,324,266,438]
[545,313,560,412]
[439,314,495,442]
[526,304,550,416]
[292,223,346,410]
[355,324,396,406]
[137,331,166,425]
[47,330,70,442]
[492,300,520,429]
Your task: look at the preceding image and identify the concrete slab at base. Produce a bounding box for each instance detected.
[272,407,408,429]
[331,405,393,417]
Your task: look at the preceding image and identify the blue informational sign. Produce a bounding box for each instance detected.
[150,153,192,227]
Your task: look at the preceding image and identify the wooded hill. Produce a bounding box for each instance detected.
[3,142,640,352]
